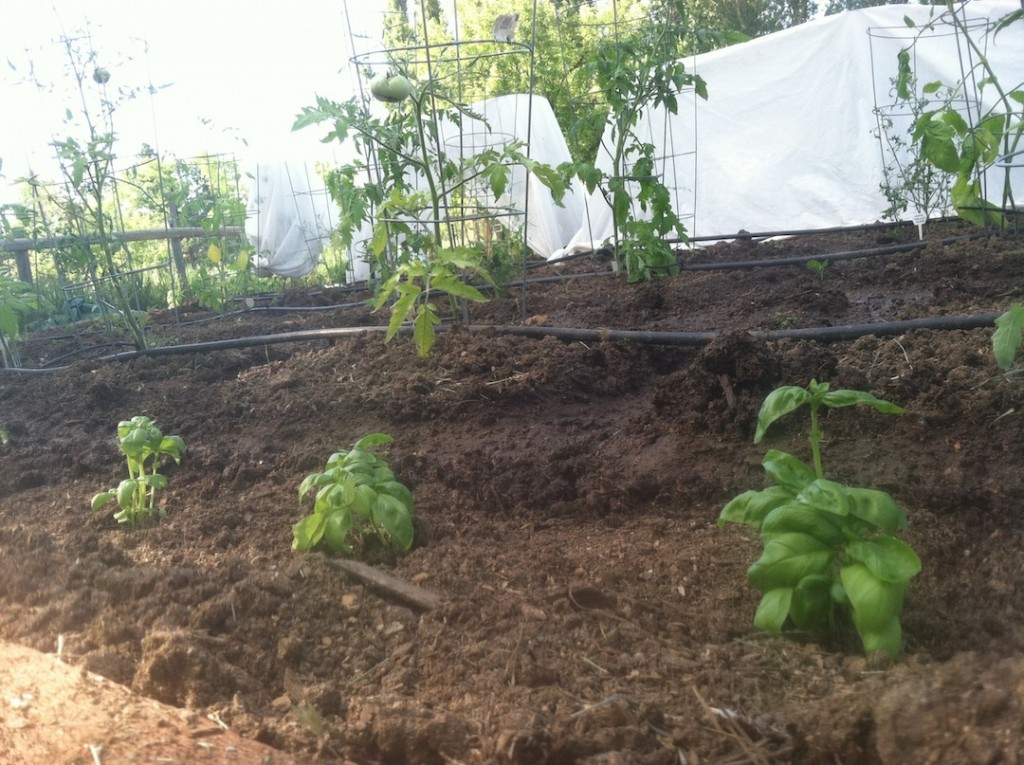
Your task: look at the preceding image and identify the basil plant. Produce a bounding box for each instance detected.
[719,380,921,657]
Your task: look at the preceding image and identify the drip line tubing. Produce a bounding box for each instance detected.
[163,301,373,329]
[2,312,1002,375]
[203,220,960,305]
[5,227,1003,371]
[681,217,966,244]
[492,232,985,288]
[678,233,986,272]
[488,313,1001,345]
[41,342,137,368]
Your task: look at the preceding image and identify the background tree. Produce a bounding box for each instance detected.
[123,150,246,259]
[380,0,732,162]
[714,0,902,39]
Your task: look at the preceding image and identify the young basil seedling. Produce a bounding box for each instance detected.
[292,433,414,555]
[719,380,921,657]
[806,259,829,280]
[91,416,186,527]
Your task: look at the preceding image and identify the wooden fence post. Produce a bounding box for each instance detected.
[13,250,32,284]
[167,200,192,301]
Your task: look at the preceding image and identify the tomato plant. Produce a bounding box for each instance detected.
[899,4,1024,227]
[0,274,38,369]
[719,380,920,657]
[559,16,706,281]
[295,67,565,356]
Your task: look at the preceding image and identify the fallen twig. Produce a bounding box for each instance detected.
[325,557,444,611]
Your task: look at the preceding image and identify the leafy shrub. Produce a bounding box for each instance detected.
[718,380,921,657]
[91,416,187,526]
[292,434,414,554]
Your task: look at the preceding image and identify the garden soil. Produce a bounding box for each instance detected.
[1,221,1023,764]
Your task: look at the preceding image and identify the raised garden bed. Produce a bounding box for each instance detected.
[1,220,1022,764]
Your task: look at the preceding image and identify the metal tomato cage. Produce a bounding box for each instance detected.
[339,0,539,300]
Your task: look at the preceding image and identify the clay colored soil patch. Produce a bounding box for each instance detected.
[0,640,298,765]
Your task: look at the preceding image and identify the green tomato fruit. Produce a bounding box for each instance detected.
[93,68,111,84]
[371,75,414,103]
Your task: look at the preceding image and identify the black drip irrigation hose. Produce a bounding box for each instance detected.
[137,231,988,334]
[677,233,987,272]
[165,301,373,329]
[1,312,1003,375]
[680,217,964,244]
[200,219,968,305]
[3,226,1008,375]
[491,232,985,288]
[489,313,1002,344]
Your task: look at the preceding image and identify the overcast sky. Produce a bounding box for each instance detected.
[0,0,390,202]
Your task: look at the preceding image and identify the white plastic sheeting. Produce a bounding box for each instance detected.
[245,95,584,280]
[441,94,587,258]
[245,161,337,278]
[555,0,1024,257]
[248,2,1023,275]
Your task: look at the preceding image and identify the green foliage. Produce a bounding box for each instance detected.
[373,245,492,357]
[559,14,707,281]
[896,5,1024,366]
[900,6,1024,227]
[23,33,152,349]
[440,0,742,162]
[719,380,920,657]
[181,245,255,312]
[384,0,626,161]
[0,275,37,368]
[124,150,249,271]
[292,434,414,555]
[716,0,814,38]
[296,70,565,355]
[91,416,187,527]
[874,68,953,222]
[992,304,1024,371]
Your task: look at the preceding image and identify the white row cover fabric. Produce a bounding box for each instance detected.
[554,0,1024,257]
[435,93,587,258]
[245,161,338,278]
[245,95,584,280]
[248,2,1022,277]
